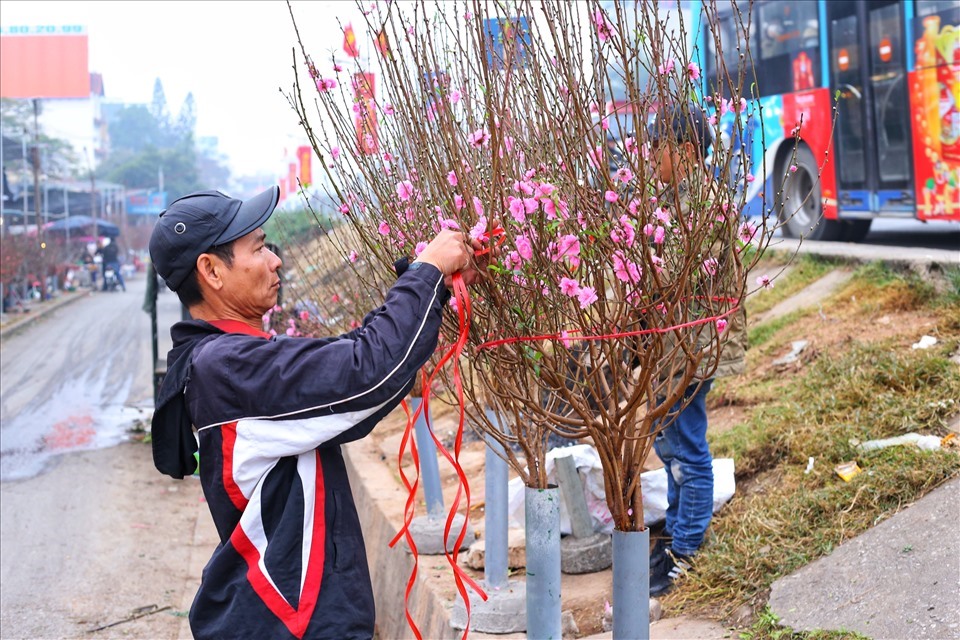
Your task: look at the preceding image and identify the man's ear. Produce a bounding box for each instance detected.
[195,253,224,291]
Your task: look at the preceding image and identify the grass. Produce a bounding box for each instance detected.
[664,265,960,622]
[738,608,869,640]
[746,253,843,317]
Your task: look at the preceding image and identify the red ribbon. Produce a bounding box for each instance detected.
[389,273,487,640]
[477,298,741,351]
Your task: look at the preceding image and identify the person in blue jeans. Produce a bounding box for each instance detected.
[645,104,748,596]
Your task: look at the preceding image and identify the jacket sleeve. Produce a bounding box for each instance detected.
[336,257,451,342]
[187,264,448,457]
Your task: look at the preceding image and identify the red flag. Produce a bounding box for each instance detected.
[343,24,359,58]
[375,28,389,57]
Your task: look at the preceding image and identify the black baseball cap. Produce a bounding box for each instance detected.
[648,104,713,156]
[149,186,280,291]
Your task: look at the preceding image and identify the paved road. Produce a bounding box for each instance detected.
[0,273,181,482]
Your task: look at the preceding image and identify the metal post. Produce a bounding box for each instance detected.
[410,396,444,518]
[483,408,509,589]
[525,485,562,639]
[612,529,650,640]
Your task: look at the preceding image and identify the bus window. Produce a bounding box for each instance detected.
[917,0,960,19]
[704,6,758,99]
[757,1,821,95]
[868,2,911,185]
[831,11,867,188]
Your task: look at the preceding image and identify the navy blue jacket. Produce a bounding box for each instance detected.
[157,263,448,640]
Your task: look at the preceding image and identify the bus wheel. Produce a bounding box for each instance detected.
[779,146,842,241]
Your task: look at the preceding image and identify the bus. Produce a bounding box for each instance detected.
[704,0,959,241]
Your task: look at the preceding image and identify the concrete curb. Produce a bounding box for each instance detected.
[0,289,94,341]
[770,237,959,270]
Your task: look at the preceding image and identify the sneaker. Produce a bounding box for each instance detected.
[649,536,671,573]
[649,548,693,597]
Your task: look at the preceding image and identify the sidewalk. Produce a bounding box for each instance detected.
[0,288,93,341]
[769,478,960,640]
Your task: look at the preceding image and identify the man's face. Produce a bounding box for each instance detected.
[652,140,696,184]
[216,228,282,316]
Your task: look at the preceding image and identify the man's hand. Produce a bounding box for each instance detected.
[413,229,473,278]
[413,228,498,289]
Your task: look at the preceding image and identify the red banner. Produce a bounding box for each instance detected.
[297,146,312,187]
[376,29,389,57]
[288,162,297,194]
[343,24,359,58]
[353,73,379,155]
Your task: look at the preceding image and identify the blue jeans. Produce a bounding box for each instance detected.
[653,379,714,556]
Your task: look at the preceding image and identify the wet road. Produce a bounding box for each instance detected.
[0,273,181,482]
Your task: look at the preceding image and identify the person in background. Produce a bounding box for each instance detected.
[148,186,492,639]
[645,105,748,596]
[96,237,126,292]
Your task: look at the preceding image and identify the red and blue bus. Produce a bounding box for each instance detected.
[704,0,959,240]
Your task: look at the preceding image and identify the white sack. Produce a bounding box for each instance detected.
[506,444,736,534]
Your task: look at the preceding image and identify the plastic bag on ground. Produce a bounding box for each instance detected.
[506,444,736,533]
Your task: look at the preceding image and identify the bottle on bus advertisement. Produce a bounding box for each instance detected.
[910,7,959,220]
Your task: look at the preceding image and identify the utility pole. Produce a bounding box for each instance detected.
[33,99,47,300]
[85,147,98,240]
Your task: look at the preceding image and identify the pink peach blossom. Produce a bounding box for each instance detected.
[516,236,533,261]
[396,180,414,201]
[468,128,489,148]
[560,277,580,297]
[577,287,598,308]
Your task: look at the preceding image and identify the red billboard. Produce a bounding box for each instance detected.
[0,25,90,99]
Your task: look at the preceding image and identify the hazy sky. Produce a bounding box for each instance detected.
[0,0,376,179]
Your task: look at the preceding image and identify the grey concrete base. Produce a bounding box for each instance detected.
[408,513,474,555]
[450,581,526,633]
[769,478,960,640]
[561,532,613,574]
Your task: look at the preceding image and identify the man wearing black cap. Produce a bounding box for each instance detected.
[148,186,485,639]
[645,105,747,596]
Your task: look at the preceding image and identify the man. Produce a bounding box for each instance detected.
[645,105,747,596]
[149,186,485,639]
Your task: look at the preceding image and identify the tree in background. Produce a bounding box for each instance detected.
[99,79,229,201]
